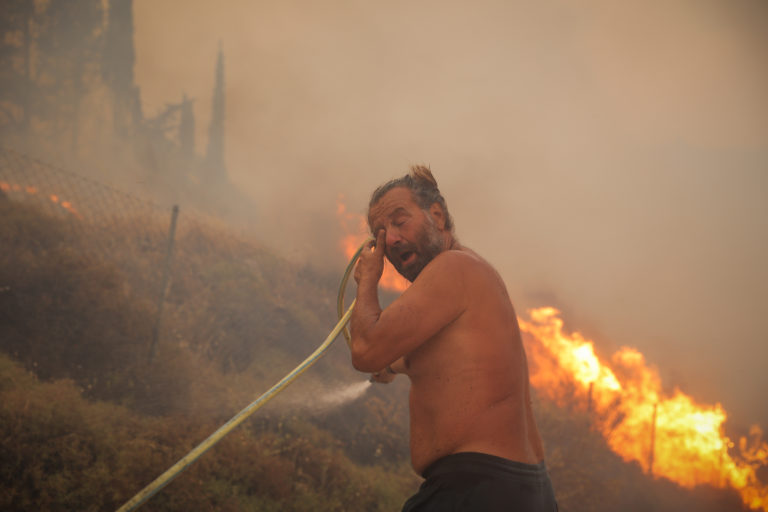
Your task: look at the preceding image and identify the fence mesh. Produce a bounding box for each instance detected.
[0,147,347,415]
[0,148,420,511]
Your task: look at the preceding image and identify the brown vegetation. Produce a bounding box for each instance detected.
[0,199,751,511]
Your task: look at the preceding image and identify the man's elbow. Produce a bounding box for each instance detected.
[350,341,380,373]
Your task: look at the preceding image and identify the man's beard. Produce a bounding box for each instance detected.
[387,218,445,282]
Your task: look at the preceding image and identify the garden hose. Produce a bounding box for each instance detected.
[116,237,372,512]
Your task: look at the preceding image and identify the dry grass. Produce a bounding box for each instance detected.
[0,199,750,511]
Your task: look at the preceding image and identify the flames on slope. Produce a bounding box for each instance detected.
[519,307,768,511]
[336,194,409,293]
[1,181,82,218]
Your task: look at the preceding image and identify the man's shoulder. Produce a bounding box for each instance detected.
[423,247,467,267]
[421,247,491,281]
[436,246,488,269]
[437,248,509,296]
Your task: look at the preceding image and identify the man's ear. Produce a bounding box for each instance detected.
[429,203,446,230]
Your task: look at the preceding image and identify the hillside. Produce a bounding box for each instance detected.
[0,197,750,511]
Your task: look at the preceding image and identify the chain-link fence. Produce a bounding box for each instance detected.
[0,148,417,511]
[0,147,351,415]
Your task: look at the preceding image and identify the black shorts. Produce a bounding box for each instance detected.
[401,452,558,512]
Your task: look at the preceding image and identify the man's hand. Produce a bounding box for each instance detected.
[354,229,386,287]
[369,366,397,384]
[369,358,405,384]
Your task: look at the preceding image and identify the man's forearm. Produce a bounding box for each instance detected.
[349,280,383,370]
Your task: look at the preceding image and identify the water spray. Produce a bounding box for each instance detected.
[116,237,372,512]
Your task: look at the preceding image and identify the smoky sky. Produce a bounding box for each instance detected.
[134,0,768,426]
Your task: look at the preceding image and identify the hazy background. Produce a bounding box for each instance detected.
[133,0,768,427]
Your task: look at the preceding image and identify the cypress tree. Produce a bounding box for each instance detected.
[102,0,142,137]
[204,44,227,185]
[34,0,103,154]
[0,0,34,142]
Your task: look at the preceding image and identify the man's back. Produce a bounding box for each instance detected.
[401,247,545,474]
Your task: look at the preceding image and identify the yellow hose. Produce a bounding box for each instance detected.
[116,238,370,512]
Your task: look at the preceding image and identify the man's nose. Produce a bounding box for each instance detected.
[385,228,402,247]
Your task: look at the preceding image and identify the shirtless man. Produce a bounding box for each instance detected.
[350,166,558,511]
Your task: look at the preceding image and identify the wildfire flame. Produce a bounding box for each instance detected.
[520,307,768,511]
[1,181,82,218]
[336,194,409,293]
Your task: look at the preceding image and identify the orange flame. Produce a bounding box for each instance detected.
[336,194,409,293]
[1,181,81,219]
[520,307,768,511]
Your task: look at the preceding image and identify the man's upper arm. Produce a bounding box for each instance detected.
[351,251,469,371]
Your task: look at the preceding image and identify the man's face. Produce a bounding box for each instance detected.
[368,187,446,282]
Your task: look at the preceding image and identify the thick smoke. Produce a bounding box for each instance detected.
[131,0,767,427]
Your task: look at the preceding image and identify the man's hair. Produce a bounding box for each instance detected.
[369,165,454,231]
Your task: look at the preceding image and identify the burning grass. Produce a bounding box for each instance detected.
[522,307,768,511]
